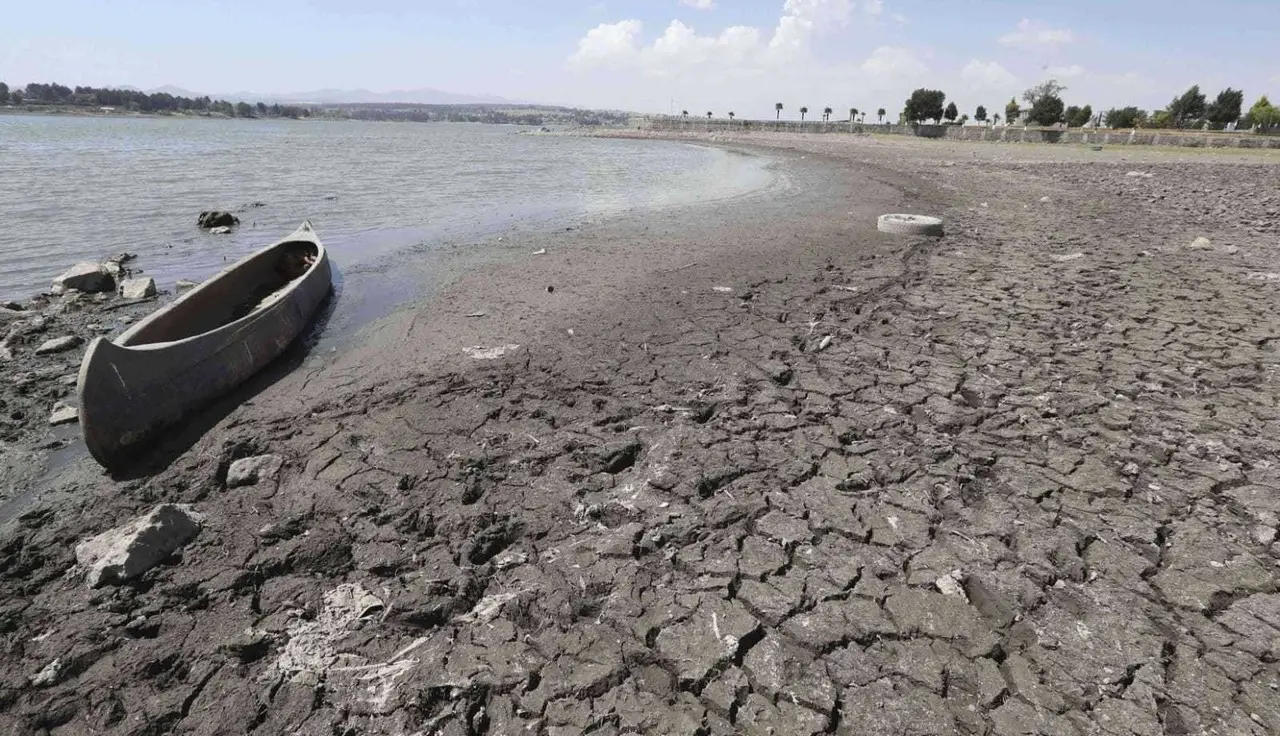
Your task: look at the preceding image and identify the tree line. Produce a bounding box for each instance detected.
[902,82,1280,131]
[0,81,314,119]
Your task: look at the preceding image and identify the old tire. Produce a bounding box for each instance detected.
[877,214,944,236]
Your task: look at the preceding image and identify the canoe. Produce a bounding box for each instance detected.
[77,221,333,468]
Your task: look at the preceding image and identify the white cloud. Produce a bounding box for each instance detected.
[960,59,1017,89]
[564,0,933,115]
[568,20,642,69]
[1044,64,1085,79]
[999,19,1074,49]
[679,0,717,9]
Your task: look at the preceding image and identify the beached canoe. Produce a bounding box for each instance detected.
[77,221,332,468]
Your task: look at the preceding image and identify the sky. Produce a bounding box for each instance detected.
[3,0,1279,118]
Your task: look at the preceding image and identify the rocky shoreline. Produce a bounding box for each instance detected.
[2,135,1279,735]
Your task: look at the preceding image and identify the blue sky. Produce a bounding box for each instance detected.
[3,0,1278,117]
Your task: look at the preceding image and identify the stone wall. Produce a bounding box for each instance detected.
[640,117,1280,150]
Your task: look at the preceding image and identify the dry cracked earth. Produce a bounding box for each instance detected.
[2,137,1279,735]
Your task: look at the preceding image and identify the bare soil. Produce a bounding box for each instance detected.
[2,133,1279,735]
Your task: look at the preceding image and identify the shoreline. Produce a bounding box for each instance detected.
[3,133,1280,734]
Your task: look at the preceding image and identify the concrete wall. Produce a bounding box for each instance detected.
[640,117,1280,150]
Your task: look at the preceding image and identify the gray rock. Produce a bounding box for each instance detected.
[176,279,200,290]
[0,307,24,322]
[74,504,204,587]
[49,402,78,426]
[198,211,239,229]
[226,454,284,488]
[52,262,114,294]
[35,335,84,355]
[208,226,233,235]
[119,276,157,300]
[1,301,23,311]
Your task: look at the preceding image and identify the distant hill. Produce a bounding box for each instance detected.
[144,86,516,105]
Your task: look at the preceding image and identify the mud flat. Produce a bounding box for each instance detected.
[2,134,1280,735]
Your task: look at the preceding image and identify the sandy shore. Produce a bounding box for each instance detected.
[3,132,1279,735]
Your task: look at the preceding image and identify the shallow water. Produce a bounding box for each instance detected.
[0,115,775,311]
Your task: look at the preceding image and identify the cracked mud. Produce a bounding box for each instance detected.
[2,135,1279,735]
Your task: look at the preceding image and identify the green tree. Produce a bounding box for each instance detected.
[10,90,22,105]
[1005,97,1020,123]
[235,101,254,118]
[0,82,8,105]
[1064,105,1081,126]
[775,102,783,120]
[1206,88,1244,128]
[1167,85,1206,128]
[1069,104,1093,128]
[1247,96,1280,129]
[800,106,808,121]
[876,107,886,123]
[256,101,267,116]
[944,101,958,122]
[974,105,988,122]
[1104,106,1145,128]
[1023,80,1067,126]
[1146,110,1174,129]
[903,89,946,123]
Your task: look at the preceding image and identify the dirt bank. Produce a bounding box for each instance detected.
[2,134,1279,736]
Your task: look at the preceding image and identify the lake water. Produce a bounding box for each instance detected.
[0,116,775,317]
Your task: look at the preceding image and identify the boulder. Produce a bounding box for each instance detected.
[119,276,157,300]
[35,335,84,355]
[176,279,200,290]
[0,307,24,322]
[74,504,204,587]
[52,262,114,294]
[226,454,284,488]
[49,402,78,426]
[197,211,239,229]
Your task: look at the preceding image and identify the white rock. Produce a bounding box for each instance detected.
[176,279,200,290]
[35,335,84,355]
[226,454,284,488]
[1189,237,1213,249]
[49,402,78,426]
[52,262,114,294]
[1039,196,1051,203]
[74,504,204,587]
[119,276,157,300]
[209,226,233,235]
[936,571,968,599]
[30,658,63,687]
[1052,252,1085,263]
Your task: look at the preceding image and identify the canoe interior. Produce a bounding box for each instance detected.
[121,240,321,346]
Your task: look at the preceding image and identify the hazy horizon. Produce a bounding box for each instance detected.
[3,0,1279,119]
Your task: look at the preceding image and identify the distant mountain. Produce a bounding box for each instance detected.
[143,85,516,105]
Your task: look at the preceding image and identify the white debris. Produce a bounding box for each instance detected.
[457,592,522,624]
[49,402,78,426]
[712,286,734,293]
[1052,252,1085,262]
[463,344,521,360]
[30,658,63,687]
[935,571,967,600]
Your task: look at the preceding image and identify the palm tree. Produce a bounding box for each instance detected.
[775,102,783,120]
[728,111,735,121]
[993,113,1001,125]
[877,107,886,123]
[706,111,713,120]
[800,106,808,121]
[823,106,833,122]
[859,113,866,123]
[849,107,858,122]
[681,110,689,119]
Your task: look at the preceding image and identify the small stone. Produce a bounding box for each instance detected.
[176,279,199,290]
[119,276,157,300]
[226,454,284,488]
[30,658,63,687]
[59,374,78,386]
[35,335,84,355]
[1189,237,1213,249]
[74,504,204,587]
[1039,196,1051,203]
[208,226,233,235]
[120,316,134,325]
[220,627,274,663]
[1255,526,1277,546]
[49,402,78,426]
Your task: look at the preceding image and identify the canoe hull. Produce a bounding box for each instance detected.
[78,222,332,469]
